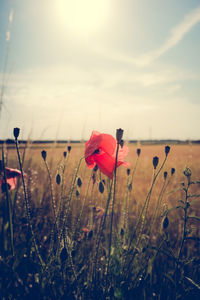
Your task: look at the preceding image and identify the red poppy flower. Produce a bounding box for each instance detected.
[85,131,129,179]
[0,166,24,191]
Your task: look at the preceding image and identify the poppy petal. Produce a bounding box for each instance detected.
[93,152,115,179]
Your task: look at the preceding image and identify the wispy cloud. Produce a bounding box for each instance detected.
[137,5,200,66]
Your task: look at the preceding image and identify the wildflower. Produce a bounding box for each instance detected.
[0,163,24,191]
[82,227,89,238]
[85,131,129,179]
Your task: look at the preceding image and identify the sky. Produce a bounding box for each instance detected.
[0,0,200,141]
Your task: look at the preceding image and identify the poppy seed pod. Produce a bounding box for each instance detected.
[137,148,141,156]
[41,150,47,161]
[13,127,20,139]
[165,145,170,156]
[128,183,132,191]
[76,189,80,197]
[116,128,124,144]
[120,139,124,148]
[93,165,98,172]
[67,146,71,152]
[120,228,125,237]
[77,177,82,187]
[99,181,104,193]
[153,156,159,169]
[171,167,175,175]
[56,173,61,185]
[163,216,169,230]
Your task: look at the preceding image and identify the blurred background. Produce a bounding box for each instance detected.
[0,0,200,141]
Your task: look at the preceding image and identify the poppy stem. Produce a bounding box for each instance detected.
[107,142,120,276]
[14,136,45,268]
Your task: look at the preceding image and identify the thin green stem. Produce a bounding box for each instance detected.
[14,138,45,268]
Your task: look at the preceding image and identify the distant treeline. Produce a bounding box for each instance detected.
[1,139,200,145]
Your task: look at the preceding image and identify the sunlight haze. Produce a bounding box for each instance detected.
[0,0,200,141]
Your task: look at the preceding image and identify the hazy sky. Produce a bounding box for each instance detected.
[0,0,200,140]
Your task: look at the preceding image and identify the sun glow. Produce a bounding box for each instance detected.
[57,0,110,36]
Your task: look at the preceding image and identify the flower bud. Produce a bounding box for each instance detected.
[163,216,169,230]
[165,145,170,156]
[56,173,61,185]
[67,146,71,152]
[127,168,130,176]
[13,127,20,139]
[77,177,82,187]
[99,181,104,193]
[76,190,80,197]
[153,156,159,169]
[120,228,125,237]
[164,171,168,180]
[63,151,67,158]
[93,165,98,172]
[171,168,175,175]
[116,128,124,144]
[183,167,192,177]
[120,139,124,148]
[41,150,47,161]
[137,148,141,156]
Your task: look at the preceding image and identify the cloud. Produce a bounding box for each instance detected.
[136,5,200,66]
